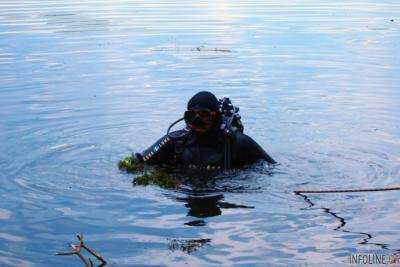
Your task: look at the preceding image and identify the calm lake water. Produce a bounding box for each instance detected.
[1,0,400,266]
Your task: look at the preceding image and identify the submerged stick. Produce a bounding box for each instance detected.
[77,234,107,266]
[56,242,92,267]
[294,185,400,194]
[56,234,107,267]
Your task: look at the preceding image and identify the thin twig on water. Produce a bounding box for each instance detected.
[77,234,107,266]
[56,234,107,267]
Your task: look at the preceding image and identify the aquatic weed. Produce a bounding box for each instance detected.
[118,155,179,189]
[118,155,144,173]
[134,169,180,189]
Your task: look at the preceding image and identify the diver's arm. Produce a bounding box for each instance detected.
[233,132,276,165]
[136,134,175,165]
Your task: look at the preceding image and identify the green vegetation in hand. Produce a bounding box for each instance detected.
[134,169,180,189]
[118,154,144,173]
[118,154,179,189]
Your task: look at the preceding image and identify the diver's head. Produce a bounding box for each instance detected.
[184,91,220,134]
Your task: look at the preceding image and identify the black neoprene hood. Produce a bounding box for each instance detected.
[187,91,219,112]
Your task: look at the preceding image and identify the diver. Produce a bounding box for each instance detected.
[134,91,276,170]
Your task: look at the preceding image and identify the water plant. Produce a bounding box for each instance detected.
[118,154,145,173]
[134,169,180,189]
[118,155,179,189]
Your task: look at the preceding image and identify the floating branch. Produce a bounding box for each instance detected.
[294,185,400,194]
[56,234,107,267]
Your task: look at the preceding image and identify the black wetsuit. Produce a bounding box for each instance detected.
[136,127,276,169]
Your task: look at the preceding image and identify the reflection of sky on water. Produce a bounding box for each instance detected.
[0,0,400,266]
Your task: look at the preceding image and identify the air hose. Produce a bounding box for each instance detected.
[166,117,185,139]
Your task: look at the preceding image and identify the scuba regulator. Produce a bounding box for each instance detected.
[219,97,244,136]
[219,97,243,170]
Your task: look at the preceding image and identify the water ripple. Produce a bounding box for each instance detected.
[0,0,399,266]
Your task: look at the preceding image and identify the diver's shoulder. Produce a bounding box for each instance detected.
[234,131,260,148]
[234,131,252,142]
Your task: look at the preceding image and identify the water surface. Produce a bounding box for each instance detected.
[1,0,400,266]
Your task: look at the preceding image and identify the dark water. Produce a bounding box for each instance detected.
[1,1,400,266]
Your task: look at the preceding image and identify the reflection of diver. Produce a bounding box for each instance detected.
[179,194,223,218]
[134,91,276,170]
[176,194,254,220]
